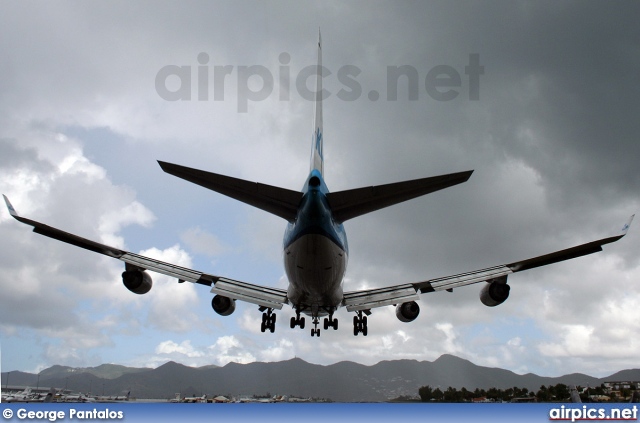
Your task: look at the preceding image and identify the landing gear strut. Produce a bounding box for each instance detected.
[323,314,338,331]
[353,311,368,336]
[290,311,306,329]
[260,307,276,333]
[310,317,321,337]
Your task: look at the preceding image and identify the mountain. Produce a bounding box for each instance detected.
[39,364,151,380]
[2,355,637,402]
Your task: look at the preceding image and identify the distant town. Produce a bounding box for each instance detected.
[3,381,639,403]
[2,356,639,403]
[415,381,640,403]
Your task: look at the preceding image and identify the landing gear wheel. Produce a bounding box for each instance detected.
[291,312,306,330]
[323,318,329,330]
[352,311,369,336]
[260,308,276,333]
[310,317,321,337]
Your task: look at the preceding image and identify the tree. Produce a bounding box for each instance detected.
[553,384,570,401]
[536,385,552,402]
[443,387,459,402]
[418,385,434,402]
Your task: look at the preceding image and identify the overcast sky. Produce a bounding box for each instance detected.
[1,1,639,379]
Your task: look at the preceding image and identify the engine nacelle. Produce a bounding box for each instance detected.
[479,280,510,307]
[211,295,236,316]
[395,301,420,323]
[122,270,152,294]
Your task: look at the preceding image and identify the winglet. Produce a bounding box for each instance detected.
[3,194,18,218]
[621,214,634,236]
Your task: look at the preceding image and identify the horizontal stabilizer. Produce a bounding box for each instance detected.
[326,170,473,222]
[158,161,302,222]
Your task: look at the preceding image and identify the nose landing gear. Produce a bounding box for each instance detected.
[311,317,321,337]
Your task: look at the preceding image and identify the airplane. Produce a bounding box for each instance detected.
[61,392,96,403]
[2,387,35,403]
[2,32,634,338]
[182,394,207,403]
[569,385,582,403]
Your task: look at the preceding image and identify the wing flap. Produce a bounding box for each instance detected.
[415,265,513,293]
[120,252,210,284]
[210,279,288,309]
[326,170,473,223]
[158,161,302,222]
[343,284,419,311]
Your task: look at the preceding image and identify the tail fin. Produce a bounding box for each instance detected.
[310,29,323,176]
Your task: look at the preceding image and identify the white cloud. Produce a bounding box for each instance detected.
[180,226,228,257]
[140,245,202,332]
[207,336,256,366]
[99,201,155,248]
[155,340,204,358]
[260,339,295,362]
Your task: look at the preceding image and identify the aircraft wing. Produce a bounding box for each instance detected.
[343,215,634,311]
[2,195,288,310]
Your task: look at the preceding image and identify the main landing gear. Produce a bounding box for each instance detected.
[353,310,368,336]
[323,315,338,331]
[260,307,276,333]
[290,312,306,329]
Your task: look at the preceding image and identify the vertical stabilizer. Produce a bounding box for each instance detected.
[310,29,324,176]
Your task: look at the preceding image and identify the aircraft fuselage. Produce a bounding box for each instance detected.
[283,170,348,317]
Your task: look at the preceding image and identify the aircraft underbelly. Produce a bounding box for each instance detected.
[284,234,347,312]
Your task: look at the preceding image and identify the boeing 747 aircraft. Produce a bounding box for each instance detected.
[3,34,634,337]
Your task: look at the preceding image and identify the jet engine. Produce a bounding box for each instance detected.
[395,301,420,322]
[211,295,236,316]
[479,280,510,307]
[122,270,152,294]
